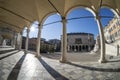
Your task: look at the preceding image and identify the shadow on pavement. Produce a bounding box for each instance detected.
[66,62,120,72]
[7,54,26,80]
[108,60,120,63]
[0,51,20,60]
[39,58,69,80]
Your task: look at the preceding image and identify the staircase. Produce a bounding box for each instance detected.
[0,46,19,60]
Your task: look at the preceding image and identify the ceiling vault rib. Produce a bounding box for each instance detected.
[0,20,22,29]
[43,20,61,26]
[100,0,102,8]
[0,7,32,23]
[43,16,115,26]
[47,0,60,14]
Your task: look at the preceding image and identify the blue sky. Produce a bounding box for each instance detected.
[23,8,114,41]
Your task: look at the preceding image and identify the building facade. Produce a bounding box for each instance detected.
[28,38,37,51]
[48,39,61,52]
[67,33,95,52]
[22,37,55,53]
[104,17,120,43]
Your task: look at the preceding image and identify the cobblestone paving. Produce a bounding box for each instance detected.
[0,51,120,80]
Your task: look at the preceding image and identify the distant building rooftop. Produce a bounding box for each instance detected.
[67,32,94,36]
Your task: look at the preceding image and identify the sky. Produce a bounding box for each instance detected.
[23,8,114,41]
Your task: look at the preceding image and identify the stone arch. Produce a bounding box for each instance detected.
[100,6,120,18]
[86,45,88,51]
[72,46,74,51]
[79,45,81,51]
[65,5,96,18]
[82,45,85,50]
[76,45,78,51]
[41,12,61,26]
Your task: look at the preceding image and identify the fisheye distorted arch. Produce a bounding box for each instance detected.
[39,5,120,27]
[65,6,96,18]
[41,12,61,27]
[100,6,119,18]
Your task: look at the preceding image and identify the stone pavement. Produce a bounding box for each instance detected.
[0,50,120,80]
[0,51,24,80]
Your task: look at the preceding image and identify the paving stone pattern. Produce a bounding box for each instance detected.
[0,50,120,80]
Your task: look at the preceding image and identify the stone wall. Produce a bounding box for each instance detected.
[105,43,119,56]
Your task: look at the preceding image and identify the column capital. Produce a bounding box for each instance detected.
[95,15,100,20]
[38,23,41,28]
[61,16,67,23]
[95,13,101,20]
[38,24,42,29]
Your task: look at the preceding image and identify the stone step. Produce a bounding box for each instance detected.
[0,50,19,60]
[0,46,12,48]
[0,47,15,54]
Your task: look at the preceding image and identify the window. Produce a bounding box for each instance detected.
[75,38,82,44]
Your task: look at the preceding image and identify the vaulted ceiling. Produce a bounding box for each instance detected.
[0,0,120,32]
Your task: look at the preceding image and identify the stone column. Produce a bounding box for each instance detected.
[67,45,69,52]
[11,39,13,47]
[36,24,41,58]
[95,14,107,63]
[60,17,67,63]
[88,45,91,51]
[24,28,30,54]
[15,33,18,50]
[11,32,16,48]
[19,32,23,50]
[2,39,6,47]
[117,45,119,56]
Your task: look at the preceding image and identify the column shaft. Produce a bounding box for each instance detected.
[25,28,30,54]
[60,17,67,62]
[19,32,23,50]
[11,32,16,48]
[96,15,106,63]
[36,24,41,58]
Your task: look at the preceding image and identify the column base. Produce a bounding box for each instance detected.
[59,58,67,63]
[24,50,27,54]
[35,53,41,59]
[98,58,107,63]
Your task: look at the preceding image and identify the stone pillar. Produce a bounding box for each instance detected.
[2,39,6,47]
[11,39,13,47]
[19,32,23,50]
[24,28,30,54]
[117,45,119,56]
[15,33,18,50]
[36,24,41,58]
[88,45,91,51]
[78,45,79,52]
[88,34,90,51]
[11,32,16,48]
[60,17,67,63]
[74,45,76,52]
[95,14,107,63]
